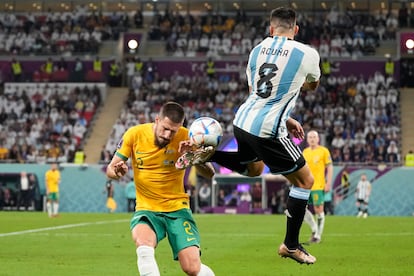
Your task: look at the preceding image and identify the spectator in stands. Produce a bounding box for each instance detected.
[105,179,117,213]
[405,150,414,166]
[384,56,394,77]
[93,56,102,73]
[198,181,211,208]
[47,142,61,162]
[206,57,216,79]
[17,171,33,211]
[240,189,252,204]
[108,59,121,87]
[71,57,84,82]
[226,189,239,207]
[217,189,226,206]
[42,57,54,76]
[133,9,144,28]
[11,58,23,82]
[100,145,112,164]
[73,147,86,164]
[125,57,136,87]
[386,140,399,163]
[143,57,156,83]
[0,139,9,161]
[269,191,279,214]
[340,166,351,199]
[8,144,22,163]
[251,181,262,209]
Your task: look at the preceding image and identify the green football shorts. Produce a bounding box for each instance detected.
[308,190,325,206]
[130,208,200,260]
[47,192,59,201]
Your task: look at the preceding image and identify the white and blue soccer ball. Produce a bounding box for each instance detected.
[188,117,223,147]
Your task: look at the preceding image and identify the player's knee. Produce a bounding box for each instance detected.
[303,173,314,190]
[181,261,200,276]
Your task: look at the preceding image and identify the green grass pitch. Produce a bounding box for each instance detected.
[0,212,412,276]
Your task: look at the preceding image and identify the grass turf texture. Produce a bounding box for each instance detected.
[0,212,412,276]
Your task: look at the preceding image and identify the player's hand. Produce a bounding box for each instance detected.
[286,118,304,140]
[114,161,128,178]
[178,140,196,154]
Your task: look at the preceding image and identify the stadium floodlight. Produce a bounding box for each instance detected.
[128,39,139,50]
[406,39,414,50]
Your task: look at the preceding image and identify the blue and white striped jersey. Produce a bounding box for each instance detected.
[233,36,320,139]
[356,180,371,201]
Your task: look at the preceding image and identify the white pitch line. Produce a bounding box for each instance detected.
[0,219,129,238]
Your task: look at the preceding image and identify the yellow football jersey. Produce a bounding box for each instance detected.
[303,145,332,191]
[45,170,60,193]
[116,123,190,212]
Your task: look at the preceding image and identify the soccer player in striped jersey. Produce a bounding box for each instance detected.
[356,173,372,218]
[183,7,321,264]
[302,130,333,244]
[106,102,215,276]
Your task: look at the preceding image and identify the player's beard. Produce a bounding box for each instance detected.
[154,136,169,148]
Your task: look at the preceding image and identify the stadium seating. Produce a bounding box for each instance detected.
[0,82,105,164]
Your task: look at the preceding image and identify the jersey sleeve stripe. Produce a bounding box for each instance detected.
[115,151,129,161]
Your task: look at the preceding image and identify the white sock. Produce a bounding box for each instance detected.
[137,246,160,276]
[46,202,52,217]
[303,208,317,234]
[316,212,325,239]
[53,203,59,215]
[197,263,215,276]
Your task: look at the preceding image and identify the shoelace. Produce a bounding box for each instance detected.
[297,244,310,256]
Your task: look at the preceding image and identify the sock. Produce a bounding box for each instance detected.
[303,208,317,234]
[53,203,59,216]
[316,212,325,239]
[197,263,215,276]
[137,246,160,276]
[284,187,310,249]
[46,202,52,217]
[209,151,248,174]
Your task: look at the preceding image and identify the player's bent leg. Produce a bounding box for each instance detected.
[178,246,203,276]
[285,164,314,189]
[281,166,315,263]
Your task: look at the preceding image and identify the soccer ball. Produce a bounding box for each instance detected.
[188,117,223,147]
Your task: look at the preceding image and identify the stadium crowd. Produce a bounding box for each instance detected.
[150,7,403,58]
[0,83,103,163]
[0,5,130,55]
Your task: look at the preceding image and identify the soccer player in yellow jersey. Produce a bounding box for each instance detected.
[106,102,215,276]
[302,130,333,243]
[45,163,61,218]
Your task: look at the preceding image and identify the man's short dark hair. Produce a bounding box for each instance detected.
[270,7,296,29]
[160,102,185,123]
